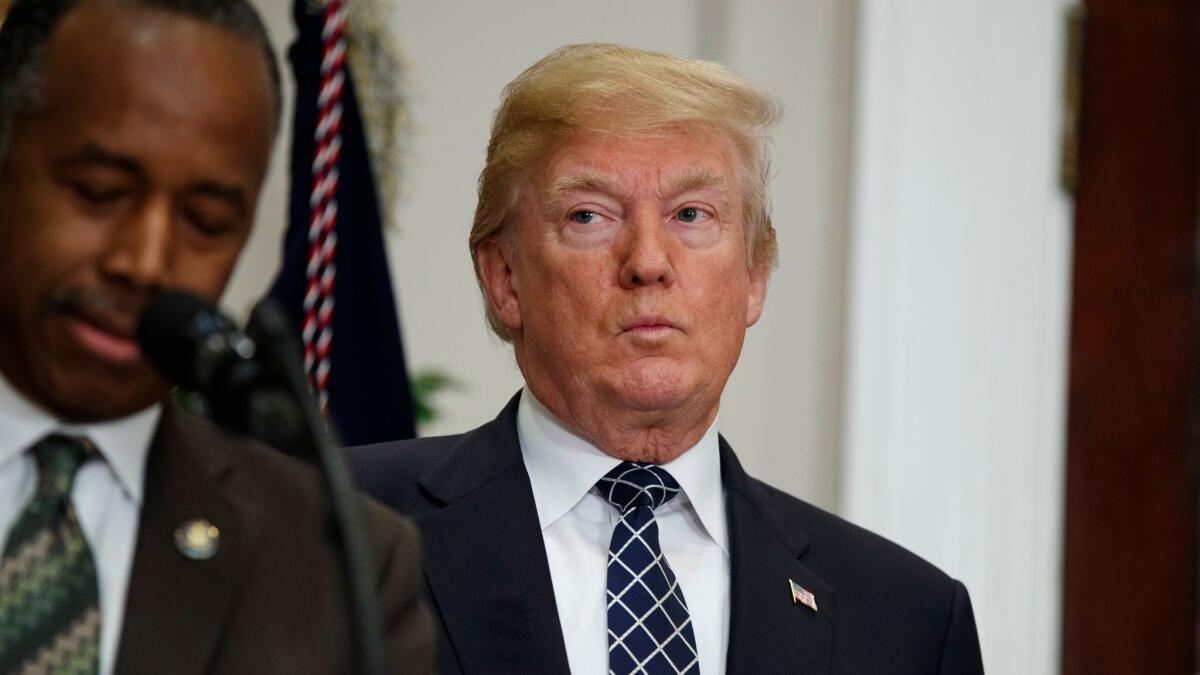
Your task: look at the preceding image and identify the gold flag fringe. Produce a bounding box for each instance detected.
[309,0,410,230]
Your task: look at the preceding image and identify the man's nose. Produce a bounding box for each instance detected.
[617,210,676,290]
[99,200,172,290]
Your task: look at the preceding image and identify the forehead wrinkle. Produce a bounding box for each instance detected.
[545,167,729,201]
[544,171,625,201]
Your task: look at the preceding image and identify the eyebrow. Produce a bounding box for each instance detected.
[544,172,624,201]
[56,144,248,217]
[545,168,730,200]
[55,143,143,176]
[667,168,731,201]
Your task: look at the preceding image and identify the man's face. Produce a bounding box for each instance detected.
[481,128,768,435]
[0,2,275,421]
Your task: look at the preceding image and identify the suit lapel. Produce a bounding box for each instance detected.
[721,439,834,674]
[416,394,571,675]
[114,405,259,675]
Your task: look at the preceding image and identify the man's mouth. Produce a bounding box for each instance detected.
[66,315,143,364]
[620,315,681,337]
[48,291,146,365]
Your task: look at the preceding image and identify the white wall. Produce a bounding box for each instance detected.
[223,0,292,321]
[718,0,857,512]
[842,1,1074,672]
[230,0,856,511]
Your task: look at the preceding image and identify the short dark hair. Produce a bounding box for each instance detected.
[0,0,282,157]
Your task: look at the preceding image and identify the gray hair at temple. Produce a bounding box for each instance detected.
[469,42,782,341]
[0,0,282,159]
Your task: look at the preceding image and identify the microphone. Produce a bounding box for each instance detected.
[135,289,386,675]
[137,291,303,454]
[136,290,258,393]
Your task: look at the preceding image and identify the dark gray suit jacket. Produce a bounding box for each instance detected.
[350,393,984,674]
[112,403,436,674]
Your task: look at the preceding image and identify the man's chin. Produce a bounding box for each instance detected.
[37,365,167,422]
[609,361,726,418]
[612,372,695,413]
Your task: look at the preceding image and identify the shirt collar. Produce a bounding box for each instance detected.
[517,388,728,554]
[0,370,161,505]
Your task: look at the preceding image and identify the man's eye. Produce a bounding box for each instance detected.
[72,183,126,204]
[184,209,232,237]
[570,210,601,224]
[676,207,710,223]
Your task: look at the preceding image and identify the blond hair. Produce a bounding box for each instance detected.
[471,43,781,340]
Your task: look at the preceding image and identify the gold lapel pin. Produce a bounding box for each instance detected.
[789,579,818,612]
[174,518,220,561]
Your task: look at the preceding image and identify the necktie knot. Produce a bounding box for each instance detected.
[31,434,95,500]
[596,461,682,513]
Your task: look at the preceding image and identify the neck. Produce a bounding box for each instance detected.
[524,384,717,465]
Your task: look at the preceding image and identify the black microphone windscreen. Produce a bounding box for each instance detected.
[136,290,237,389]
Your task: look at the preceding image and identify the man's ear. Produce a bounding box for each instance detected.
[745,258,768,327]
[477,239,522,332]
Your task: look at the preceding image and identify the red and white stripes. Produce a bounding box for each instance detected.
[304,0,347,414]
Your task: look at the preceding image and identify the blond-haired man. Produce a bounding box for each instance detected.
[352,43,984,675]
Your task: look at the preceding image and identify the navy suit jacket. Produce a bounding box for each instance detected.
[349,393,984,674]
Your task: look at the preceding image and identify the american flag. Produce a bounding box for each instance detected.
[790,579,818,612]
[269,0,417,447]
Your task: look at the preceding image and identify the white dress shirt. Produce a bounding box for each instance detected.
[517,389,731,675]
[0,372,160,675]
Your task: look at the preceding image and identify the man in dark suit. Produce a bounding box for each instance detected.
[0,1,433,672]
[351,43,985,674]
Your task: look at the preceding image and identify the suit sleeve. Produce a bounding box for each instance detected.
[938,580,985,674]
[369,502,438,674]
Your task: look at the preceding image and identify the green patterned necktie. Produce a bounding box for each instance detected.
[0,434,100,675]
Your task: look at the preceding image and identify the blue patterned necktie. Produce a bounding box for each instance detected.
[0,435,100,675]
[597,462,700,675]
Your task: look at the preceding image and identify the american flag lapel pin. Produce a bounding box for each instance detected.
[789,579,818,612]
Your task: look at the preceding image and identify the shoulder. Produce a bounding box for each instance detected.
[740,473,981,669]
[156,409,436,672]
[342,393,526,516]
[750,477,952,589]
[720,437,956,597]
[162,406,422,553]
[344,434,464,513]
[226,438,426,594]
[348,434,461,484]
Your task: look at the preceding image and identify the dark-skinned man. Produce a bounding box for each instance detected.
[0,1,433,673]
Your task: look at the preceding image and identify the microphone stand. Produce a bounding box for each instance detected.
[243,300,385,675]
